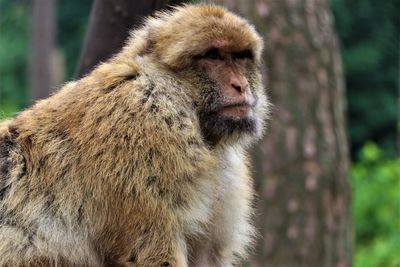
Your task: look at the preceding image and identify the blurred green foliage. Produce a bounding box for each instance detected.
[352,143,400,267]
[331,0,399,157]
[0,0,91,119]
[0,0,30,118]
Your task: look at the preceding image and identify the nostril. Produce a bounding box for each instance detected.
[232,83,242,92]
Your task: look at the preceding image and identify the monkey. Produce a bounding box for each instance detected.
[0,4,268,267]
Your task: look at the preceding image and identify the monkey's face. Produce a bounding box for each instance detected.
[192,46,265,146]
[145,5,268,146]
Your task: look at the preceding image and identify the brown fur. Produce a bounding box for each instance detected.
[0,4,268,267]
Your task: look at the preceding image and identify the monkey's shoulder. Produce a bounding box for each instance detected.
[124,72,200,137]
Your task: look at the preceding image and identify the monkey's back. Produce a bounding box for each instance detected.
[0,61,221,265]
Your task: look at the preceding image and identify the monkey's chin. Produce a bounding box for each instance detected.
[199,111,259,147]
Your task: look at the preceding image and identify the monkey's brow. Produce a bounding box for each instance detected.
[195,48,254,60]
[232,49,253,59]
[194,48,223,59]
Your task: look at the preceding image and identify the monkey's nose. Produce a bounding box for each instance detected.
[231,79,249,93]
[231,83,243,92]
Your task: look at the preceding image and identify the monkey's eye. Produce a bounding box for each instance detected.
[203,48,223,60]
[233,49,253,60]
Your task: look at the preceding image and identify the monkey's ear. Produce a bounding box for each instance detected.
[91,59,140,90]
[124,27,155,57]
[89,27,158,91]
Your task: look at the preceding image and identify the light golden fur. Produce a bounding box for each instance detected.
[0,4,268,267]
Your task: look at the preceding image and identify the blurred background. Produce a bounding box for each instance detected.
[0,0,399,266]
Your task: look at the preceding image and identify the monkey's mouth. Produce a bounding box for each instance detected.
[219,102,254,119]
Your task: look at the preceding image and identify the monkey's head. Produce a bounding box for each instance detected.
[131,5,269,146]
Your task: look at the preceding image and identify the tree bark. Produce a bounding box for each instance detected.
[210,0,352,266]
[76,0,190,78]
[30,0,56,101]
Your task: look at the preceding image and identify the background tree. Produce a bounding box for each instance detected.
[30,0,56,101]
[210,0,352,266]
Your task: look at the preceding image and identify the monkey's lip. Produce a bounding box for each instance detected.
[219,102,253,118]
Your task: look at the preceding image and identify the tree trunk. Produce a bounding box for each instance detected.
[76,0,190,78]
[210,0,352,266]
[30,0,56,101]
